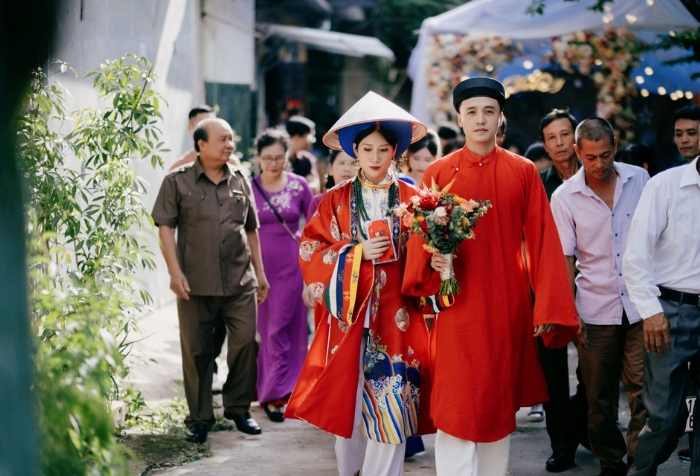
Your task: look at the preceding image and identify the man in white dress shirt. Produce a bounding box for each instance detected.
[551,118,649,476]
[624,150,700,475]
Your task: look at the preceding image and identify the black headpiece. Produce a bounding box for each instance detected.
[452,77,506,112]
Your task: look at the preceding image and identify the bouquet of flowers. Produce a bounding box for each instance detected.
[396,180,491,295]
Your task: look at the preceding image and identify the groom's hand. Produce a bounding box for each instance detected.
[533,324,555,337]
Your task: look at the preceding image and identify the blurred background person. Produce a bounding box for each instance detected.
[286,115,320,193]
[497,116,508,147]
[537,108,590,473]
[524,142,554,173]
[442,139,464,156]
[251,129,313,423]
[402,129,440,185]
[673,105,700,163]
[306,149,358,222]
[170,105,241,172]
[437,123,461,152]
[616,143,658,177]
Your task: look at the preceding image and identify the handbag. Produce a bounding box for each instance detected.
[252,177,300,243]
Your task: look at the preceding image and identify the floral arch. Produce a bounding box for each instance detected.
[425,27,642,142]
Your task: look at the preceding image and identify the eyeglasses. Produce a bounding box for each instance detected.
[261,155,286,164]
[337,160,360,168]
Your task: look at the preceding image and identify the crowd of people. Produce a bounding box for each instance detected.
[151,77,700,476]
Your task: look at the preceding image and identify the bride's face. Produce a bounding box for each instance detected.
[353,131,397,185]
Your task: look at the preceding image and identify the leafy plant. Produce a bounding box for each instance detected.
[526,0,613,15]
[17,55,168,474]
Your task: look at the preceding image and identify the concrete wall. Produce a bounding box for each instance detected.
[201,0,257,152]
[50,0,255,308]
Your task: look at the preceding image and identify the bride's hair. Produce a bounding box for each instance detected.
[352,124,398,150]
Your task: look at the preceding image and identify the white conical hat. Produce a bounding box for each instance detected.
[322,91,427,156]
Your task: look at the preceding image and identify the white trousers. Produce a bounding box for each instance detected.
[335,334,406,476]
[435,430,510,476]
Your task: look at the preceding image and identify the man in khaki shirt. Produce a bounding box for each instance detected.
[152,118,269,443]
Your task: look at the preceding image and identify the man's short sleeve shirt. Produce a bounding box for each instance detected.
[151,159,260,296]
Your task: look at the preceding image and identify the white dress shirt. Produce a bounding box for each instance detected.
[551,162,649,325]
[623,158,700,319]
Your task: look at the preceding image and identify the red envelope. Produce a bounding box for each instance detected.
[367,218,396,263]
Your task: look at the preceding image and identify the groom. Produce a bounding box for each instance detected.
[404,77,578,475]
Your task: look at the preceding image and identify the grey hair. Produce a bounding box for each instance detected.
[575,118,615,149]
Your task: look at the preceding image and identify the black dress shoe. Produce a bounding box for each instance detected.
[224,410,262,435]
[546,450,575,473]
[187,422,208,444]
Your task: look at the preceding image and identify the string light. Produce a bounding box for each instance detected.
[686,91,694,100]
[670,92,678,101]
[640,89,650,98]
[644,67,654,76]
[523,60,534,69]
[635,76,645,84]
[658,87,666,95]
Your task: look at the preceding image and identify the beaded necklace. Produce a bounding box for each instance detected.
[352,170,397,240]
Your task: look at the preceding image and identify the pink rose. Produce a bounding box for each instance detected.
[396,202,409,216]
[402,214,415,227]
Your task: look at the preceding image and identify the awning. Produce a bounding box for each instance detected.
[259,24,395,61]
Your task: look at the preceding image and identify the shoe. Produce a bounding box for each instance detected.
[263,403,285,423]
[224,410,262,435]
[187,422,208,444]
[546,451,575,473]
[597,468,625,476]
[527,404,545,422]
[212,373,223,394]
[679,448,691,461]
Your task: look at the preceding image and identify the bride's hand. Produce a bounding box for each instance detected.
[430,253,449,273]
[302,285,316,309]
[362,237,390,261]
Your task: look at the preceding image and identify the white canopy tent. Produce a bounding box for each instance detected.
[409,0,700,123]
[260,24,395,60]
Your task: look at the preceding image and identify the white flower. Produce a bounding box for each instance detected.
[435,206,447,218]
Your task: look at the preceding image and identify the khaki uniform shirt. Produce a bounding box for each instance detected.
[152,158,259,296]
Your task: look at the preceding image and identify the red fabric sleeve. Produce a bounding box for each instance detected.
[522,165,578,348]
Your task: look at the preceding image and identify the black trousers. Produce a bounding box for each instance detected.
[538,338,589,454]
[212,315,226,374]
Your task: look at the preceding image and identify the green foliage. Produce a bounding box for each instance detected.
[646,30,700,79]
[374,0,466,67]
[17,55,168,474]
[526,0,613,15]
[125,397,189,437]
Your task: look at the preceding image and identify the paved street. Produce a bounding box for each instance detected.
[128,304,689,475]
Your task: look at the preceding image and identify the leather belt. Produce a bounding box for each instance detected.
[659,286,700,307]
